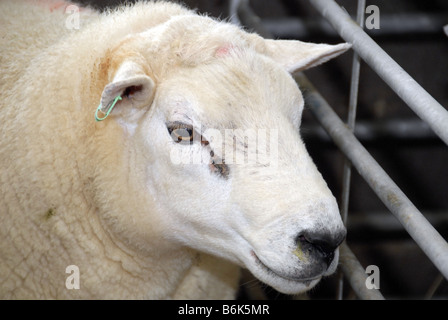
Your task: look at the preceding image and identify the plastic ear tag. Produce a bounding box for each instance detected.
[95,95,122,122]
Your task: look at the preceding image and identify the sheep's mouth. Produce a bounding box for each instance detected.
[250,250,321,286]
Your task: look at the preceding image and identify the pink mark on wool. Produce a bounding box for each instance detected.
[215,44,238,58]
[49,1,69,12]
[29,0,87,12]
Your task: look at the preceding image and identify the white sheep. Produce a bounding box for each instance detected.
[0,0,350,299]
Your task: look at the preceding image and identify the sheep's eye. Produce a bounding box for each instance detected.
[166,121,229,178]
[167,121,194,145]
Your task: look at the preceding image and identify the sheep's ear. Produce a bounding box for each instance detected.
[260,39,351,74]
[98,60,155,120]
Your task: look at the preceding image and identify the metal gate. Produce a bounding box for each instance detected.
[230,0,448,300]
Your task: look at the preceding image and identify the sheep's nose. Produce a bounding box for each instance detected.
[296,230,346,267]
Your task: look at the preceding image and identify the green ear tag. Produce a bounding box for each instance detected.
[95,95,122,122]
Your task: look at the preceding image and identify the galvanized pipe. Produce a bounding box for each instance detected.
[308,0,448,146]
[346,211,448,234]
[234,0,388,300]
[424,273,444,299]
[341,0,365,228]
[262,14,448,39]
[231,0,448,297]
[302,119,438,142]
[234,0,272,38]
[338,0,365,300]
[296,72,448,280]
[339,242,385,300]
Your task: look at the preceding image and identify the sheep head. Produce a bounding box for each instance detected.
[93,14,349,294]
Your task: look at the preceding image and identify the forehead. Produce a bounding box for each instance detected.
[159,50,304,129]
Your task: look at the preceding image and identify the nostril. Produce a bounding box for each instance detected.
[296,231,345,267]
[297,234,309,244]
[311,240,336,267]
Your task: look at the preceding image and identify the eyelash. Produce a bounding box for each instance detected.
[166,121,195,145]
[166,121,229,178]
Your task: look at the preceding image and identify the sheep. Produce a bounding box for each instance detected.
[0,0,350,299]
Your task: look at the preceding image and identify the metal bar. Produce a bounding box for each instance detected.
[337,0,365,300]
[295,72,448,280]
[232,0,389,300]
[308,0,448,146]
[234,0,272,38]
[339,242,385,300]
[302,119,438,142]
[346,211,448,234]
[424,273,445,299]
[229,0,242,26]
[341,0,365,226]
[262,14,448,39]
[231,0,448,297]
